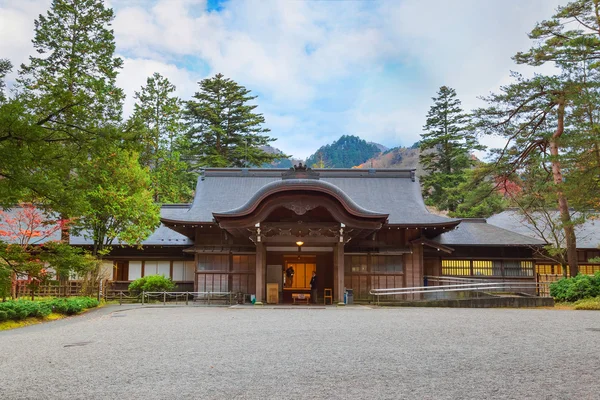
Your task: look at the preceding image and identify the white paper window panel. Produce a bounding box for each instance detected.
[173,261,185,281]
[185,261,195,281]
[172,261,195,281]
[129,261,142,280]
[101,261,114,280]
[144,261,158,276]
[157,261,170,277]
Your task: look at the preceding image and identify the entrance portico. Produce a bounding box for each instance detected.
[213,175,389,302]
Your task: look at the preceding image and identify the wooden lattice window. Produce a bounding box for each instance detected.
[441,260,470,276]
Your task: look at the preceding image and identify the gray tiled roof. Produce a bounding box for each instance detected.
[433,218,545,246]
[69,204,194,246]
[215,179,387,217]
[488,210,600,249]
[1,205,193,246]
[163,168,458,225]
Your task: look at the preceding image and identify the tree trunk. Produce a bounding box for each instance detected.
[10,271,16,299]
[550,100,579,277]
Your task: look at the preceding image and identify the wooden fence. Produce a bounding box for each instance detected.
[15,280,89,299]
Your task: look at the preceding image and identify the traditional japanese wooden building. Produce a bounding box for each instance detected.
[94,166,552,303]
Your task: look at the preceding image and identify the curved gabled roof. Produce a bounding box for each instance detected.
[162,168,459,226]
[212,179,387,220]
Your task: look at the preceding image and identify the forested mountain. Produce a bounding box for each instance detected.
[305,135,381,168]
[260,145,296,168]
[356,146,424,174]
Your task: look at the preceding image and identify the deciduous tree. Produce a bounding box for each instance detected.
[76,144,160,258]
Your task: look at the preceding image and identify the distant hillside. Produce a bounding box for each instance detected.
[368,142,389,153]
[305,135,381,168]
[260,145,302,168]
[356,146,426,176]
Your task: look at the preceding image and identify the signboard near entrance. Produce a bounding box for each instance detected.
[266,265,283,288]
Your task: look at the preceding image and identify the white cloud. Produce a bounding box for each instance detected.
[117,57,198,117]
[0,0,50,84]
[1,0,568,159]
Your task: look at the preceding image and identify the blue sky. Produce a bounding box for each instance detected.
[0,0,562,159]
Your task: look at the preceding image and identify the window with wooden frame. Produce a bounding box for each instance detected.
[197,254,228,271]
[579,264,600,275]
[441,260,470,276]
[344,255,368,273]
[472,260,492,276]
[503,260,534,277]
[371,255,403,273]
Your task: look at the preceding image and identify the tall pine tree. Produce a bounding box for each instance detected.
[11,0,126,218]
[419,86,481,212]
[132,73,192,203]
[474,0,600,276]
[183,73,284,168]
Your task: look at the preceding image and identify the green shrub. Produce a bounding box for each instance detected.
[128,275,175,294]
[0,297,100,322]
[50,297,99,315]
[574,297,600,310]
[550,273,600,302]
[0,300,52,320]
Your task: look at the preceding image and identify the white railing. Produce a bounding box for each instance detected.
[370,278,545,304]
[141,291,233,305]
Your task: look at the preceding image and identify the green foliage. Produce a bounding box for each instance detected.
[305,135,380,168]
[131,73,193,203]
[0,58,11,104]
[49,297,99,315]
[18,0,124,126]
[550,272,600,302]
[1,0,128,220]
[128,275,175,294]
[39,242,98,280]
[0,265,10,299]
[419,86,482,212]
[76,144,160,256]
[183,73,284,168]
[150,152,194,203]
[447,167,506,218]
[0,299,55,321]
[573,297,600,310]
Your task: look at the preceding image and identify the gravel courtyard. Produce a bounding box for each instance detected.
[1,305,599,400]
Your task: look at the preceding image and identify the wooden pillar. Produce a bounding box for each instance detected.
[334,243,345,303]
[255,242,266,302]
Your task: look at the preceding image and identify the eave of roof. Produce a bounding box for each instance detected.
[160,168,459,226]
[433,218,546,247]
[212,179,388,220]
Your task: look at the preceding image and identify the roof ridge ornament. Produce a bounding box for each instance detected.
[282,163,320,180]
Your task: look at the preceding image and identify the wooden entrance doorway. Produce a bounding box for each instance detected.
[282,255,318,303]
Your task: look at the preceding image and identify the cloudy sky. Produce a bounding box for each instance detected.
[1,0,562,159]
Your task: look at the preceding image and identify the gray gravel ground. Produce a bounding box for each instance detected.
[1,305,600,400]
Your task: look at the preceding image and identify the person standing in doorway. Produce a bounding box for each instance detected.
[310,271,318,304]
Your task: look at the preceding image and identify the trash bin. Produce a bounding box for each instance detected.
[345,289,354,305]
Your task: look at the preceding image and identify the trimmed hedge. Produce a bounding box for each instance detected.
[128,275,175,294]
[550,272,600,302]
[50,297,99,315]
[0,297,99,322]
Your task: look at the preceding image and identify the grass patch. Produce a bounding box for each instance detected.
[0,312,66,331]
[574,297,600,310]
